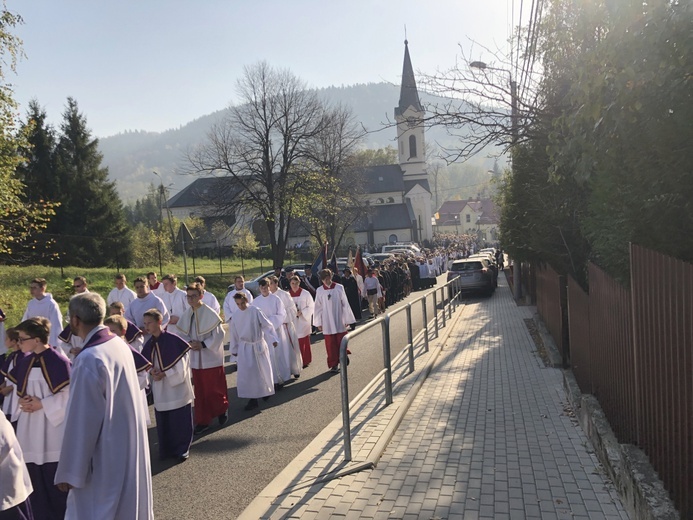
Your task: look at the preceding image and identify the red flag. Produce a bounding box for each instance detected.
[354,246,368,280]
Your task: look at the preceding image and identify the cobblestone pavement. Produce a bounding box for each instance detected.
[241,278,631,520]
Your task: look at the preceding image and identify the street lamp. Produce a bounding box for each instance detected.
[470,60,521,300]
[454,214,459,236]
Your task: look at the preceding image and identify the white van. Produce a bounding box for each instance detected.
[381,243,421,254]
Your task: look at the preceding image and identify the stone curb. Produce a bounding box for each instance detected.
[532,307,679,520]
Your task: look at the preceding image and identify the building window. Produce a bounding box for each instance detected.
[389,234,398,244]
[465,214,470,223]
[386,197,395,203]
[409,135,417,158]
[376,198,384,204]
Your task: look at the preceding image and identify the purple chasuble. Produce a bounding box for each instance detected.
[9,347,71,397]
[0,349,25,382]
[58,324,74,343]
[142,330,190,371]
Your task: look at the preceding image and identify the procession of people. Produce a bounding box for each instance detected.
[0,237,487,519]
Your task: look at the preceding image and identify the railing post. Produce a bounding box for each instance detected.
[422,297,429,352]
[433,290,440,338]
[339,335,352,461]
[406,303,414,373]
[440,287,447,328]
[381,315,393,405]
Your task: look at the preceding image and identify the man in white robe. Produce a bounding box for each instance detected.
[252,280,290,386]
[173,283,228,435]
[124,277,169,332]
[56,293,153,519]
[194,276,221,315]
[106,273,137,310]
[160,274,188,326]
[314,269,355,373]
[228,292,277,411]
[22,277,63,348]
[289,276,314,368]
[222,276,254,323]
[269,276,302,378]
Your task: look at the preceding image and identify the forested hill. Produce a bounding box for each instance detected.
[98,82,483,202]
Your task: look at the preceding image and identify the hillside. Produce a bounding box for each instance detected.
[98,82,491,202]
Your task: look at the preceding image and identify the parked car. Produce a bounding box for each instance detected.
[369,253,396,264]
[447,258,495,296]
[381,243,420,255]
[468,253,498,287]
[233,264,306,296]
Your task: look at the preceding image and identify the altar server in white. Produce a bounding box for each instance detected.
[160,274,188,326]
[252,279,290,386]
[228,292,278,411]
[289,275,314,368]
[22,278,63,348]
[11,317,71,519]
[55,292,153,519]
[173,283,228,435]
[106,273,137,310]
[314,269,355,373]
[269,276,302,378]
[125,277,169,332]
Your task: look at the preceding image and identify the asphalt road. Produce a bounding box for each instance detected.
[150,276,448,520]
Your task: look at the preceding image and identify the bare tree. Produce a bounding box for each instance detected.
[187,61,328,267]
[296,104,366,250]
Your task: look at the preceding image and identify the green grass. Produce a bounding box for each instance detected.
[0,256,274,327]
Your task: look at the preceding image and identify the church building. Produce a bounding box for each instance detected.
[168,41,434,249]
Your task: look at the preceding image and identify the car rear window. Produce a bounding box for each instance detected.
[451,261,483,271]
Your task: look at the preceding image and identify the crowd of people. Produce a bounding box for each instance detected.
[0,242,488,519]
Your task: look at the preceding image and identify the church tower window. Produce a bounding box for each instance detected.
[409,135,417,158]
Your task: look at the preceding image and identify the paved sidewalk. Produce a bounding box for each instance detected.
[241,278,630,519]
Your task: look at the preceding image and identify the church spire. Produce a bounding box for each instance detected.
[396,39,423,116]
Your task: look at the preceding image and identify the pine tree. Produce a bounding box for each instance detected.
[52,97,132,266]
[17,99,58,204]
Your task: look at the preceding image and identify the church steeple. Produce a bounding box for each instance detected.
[396,40,423,116]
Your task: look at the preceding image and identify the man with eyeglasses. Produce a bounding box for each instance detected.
[172,283,228,435]
[22,277,63,348]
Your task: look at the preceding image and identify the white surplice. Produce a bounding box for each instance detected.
[159,287,188,323]
[106,286,137,310]
[252,294,290,383]
[313,283,355,335]
[222,288,254,323]
[291,288,314,339]
[55,328,153,520]
[0,412,33,512]
[173,303,225,370]
[229,306,277,399]
[15,366,69,465]
[124,292,170,330]
[272,288,302,376]
[201,291,221,314]
[22,293,63,348]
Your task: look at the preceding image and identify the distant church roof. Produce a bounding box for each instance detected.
[363,164,405,193]
[168,177,242,208]
[395,40,424,116]
[352,202,416,233]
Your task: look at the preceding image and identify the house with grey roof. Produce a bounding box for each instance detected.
[435,197,500,243]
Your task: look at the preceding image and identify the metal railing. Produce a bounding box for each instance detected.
[338,276,463,461]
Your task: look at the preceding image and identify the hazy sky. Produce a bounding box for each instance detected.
[11,1,515,138]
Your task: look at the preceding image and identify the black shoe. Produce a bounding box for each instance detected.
[293,374,300,379]
[274,383,284,391]
[177,452,189,463]
[217,412,229,426]
[193,424,210,435]
[244,399,259,411]
[302,364,309,369]
[346,356,350,366]
[329,366,340,373]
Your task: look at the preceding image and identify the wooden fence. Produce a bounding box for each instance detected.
[535,245,692,517]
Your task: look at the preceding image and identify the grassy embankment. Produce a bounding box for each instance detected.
[0,257,269,327]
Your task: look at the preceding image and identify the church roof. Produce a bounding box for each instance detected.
[352,202,416,232]
[363,164,405,193]
[395,40,424,116]
[167,177,242,208]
